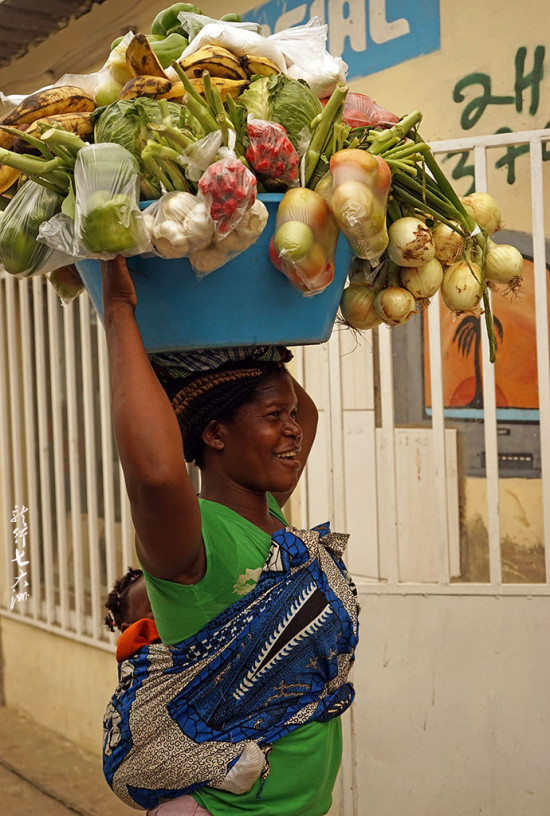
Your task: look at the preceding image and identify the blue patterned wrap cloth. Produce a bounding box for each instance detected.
[103,523,359,809]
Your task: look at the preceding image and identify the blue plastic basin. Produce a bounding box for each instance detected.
[76,193,352,352]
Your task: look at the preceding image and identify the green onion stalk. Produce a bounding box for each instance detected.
[303,82,349,188]
[141,140,194,193]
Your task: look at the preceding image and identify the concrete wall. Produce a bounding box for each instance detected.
[1,617,115,756]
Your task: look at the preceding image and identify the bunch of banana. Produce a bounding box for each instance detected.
[178,45,248,80]
[0,85,95,194]
[239,54,281,78]
[125,33,169,80]
[161,76,249,102]
[119,75,172,101]
[14,112,94,152]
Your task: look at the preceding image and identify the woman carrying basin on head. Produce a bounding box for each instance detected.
[101,254,358,815]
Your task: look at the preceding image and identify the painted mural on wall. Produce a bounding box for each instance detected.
[444,46,548,193]
[424,252,550,421]
[245,0,440,80]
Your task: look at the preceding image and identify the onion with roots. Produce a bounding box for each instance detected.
[441,260,483,312]
[374,286,417,325]
[400,257,444,300]
[484,241,524,285]
[460,192,501,234]
[432,221,464,265]
[340,283,382,330]
[387,217,435,267]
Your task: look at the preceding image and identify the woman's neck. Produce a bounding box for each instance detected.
[199,475,280,535]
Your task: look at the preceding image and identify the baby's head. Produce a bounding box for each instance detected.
[104,567,154,633]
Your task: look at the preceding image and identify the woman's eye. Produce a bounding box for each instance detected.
[269,410,280,418]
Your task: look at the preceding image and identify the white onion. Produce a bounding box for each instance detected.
[441,260,483,312]
[484,241,524,285]
[340,284,382,330]
[432,221,464,265]
[387,217,435,267]
[461,192,501,234]
[400,258,444,299]
[374,286,417,325]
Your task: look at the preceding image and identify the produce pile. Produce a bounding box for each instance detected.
[0,4,523,360]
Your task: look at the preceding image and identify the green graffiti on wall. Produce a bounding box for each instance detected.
[443,46,548,192]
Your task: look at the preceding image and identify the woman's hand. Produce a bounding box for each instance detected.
[101,255,137,311]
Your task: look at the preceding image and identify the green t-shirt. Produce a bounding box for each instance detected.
[142,494,342,816]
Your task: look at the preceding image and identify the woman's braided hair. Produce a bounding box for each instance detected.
[151,358,288,467]
[104,567,143,633]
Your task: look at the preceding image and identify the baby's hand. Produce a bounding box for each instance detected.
[101,255,137,310]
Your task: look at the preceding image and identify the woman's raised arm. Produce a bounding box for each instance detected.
[271,374,318,508]
[101,256,204,582]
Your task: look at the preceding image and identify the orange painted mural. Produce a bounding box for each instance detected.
[424,253,550,417]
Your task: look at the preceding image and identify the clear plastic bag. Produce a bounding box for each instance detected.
[197,152,257,237]
[177,12,262,42]
[41,144,150,260]
[190,198,268,279]
[0,180,74,277]
[329,149,392,262]
[246,119,299,190]
[268,18,347,98]
[143,191,214,259]
[178,131,223,183]
[178,21,287,72]
[47,264,86,304]
[269,187,339,296]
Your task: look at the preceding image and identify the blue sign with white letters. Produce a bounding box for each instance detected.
[244,0,441,81]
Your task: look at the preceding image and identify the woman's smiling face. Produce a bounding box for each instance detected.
[212,372,304,494]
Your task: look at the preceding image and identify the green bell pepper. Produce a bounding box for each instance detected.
[151,3,203,38]
[220,13,242,22]
[151,32,189,67]
[110,33,163,51]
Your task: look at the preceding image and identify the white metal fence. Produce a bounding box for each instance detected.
[1,128,549,652]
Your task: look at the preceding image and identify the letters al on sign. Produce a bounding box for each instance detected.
[245,0,441,81]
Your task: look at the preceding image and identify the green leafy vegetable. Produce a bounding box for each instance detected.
[238,75,322,152]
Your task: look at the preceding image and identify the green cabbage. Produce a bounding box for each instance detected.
[239,75,322,152]
[93,99,182,196]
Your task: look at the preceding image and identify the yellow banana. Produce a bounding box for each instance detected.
[0,86,95,127]
[178,45,248,81]
[162,76,249,102]
[119,75,172,101]
[0,164,20,194]
[21,112,94,142]
[126,33,168,79]
[240,54,281,78]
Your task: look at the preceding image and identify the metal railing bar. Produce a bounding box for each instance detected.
[530,139,550,566]
[473,145,502,587]
[32,276,55,625]
[63,302,85,634]
[47,284,69,629]
[427,292,451,584]
[79,296,101,639]
[19,281,40,620]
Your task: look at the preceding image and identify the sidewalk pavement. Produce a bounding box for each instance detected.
[0,706,134,816]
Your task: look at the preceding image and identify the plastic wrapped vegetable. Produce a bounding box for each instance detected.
[0,180,71,277]
[198,154,257,236]
[190,198,269,278]
[245,119,299,190]
[269,187,339,295]
[75,143,150,256]
[143,191,214,259]
[329,149,392,263]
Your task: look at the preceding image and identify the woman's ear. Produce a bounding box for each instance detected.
[202,419,226,452]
